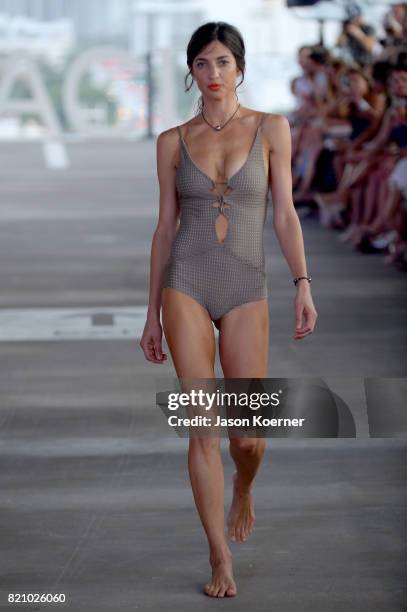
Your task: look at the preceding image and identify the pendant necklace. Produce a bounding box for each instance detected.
[201,103,240,131]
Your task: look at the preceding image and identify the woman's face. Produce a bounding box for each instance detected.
[191,40,241,98]
[298,48,311,70]
[392,4,405,21]
[392,70,407,97]
[388,70,407,97]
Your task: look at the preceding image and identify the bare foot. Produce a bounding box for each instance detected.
[338,223,359,243]
[350,226,368,247]
[314,193,345,211]
[203,550,237,597]
[227,472,255,543]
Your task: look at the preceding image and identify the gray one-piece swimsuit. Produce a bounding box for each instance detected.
[162,112,270,330]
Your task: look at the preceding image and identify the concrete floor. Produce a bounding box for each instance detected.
[0,140,406,610]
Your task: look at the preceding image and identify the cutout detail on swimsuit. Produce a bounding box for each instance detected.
[211,181,232,243]
[176,114,266,245]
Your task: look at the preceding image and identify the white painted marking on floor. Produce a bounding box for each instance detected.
[43,139,70,169]
[0,207,156,221]
[0,306,148,341]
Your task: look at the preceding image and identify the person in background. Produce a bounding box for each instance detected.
[290,45,314,119]
[382,2,407,46]
[313,67,380,225]
[289,45,315,158]
[336,2,382,67]
[347,62,407,255]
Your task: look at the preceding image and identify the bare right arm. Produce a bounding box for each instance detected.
[362,106,394,154]
[139,127,180,363]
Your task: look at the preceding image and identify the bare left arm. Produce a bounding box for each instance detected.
[346,24,377,53]
[263,114,318,340]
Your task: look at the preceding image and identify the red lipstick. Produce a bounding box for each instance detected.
[208,84,221,91]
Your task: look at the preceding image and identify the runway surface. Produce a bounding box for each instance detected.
[0,139,406,610]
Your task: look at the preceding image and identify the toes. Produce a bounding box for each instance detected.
[206,580,222,598]
[228,524,236,542]
[226,585,237,597]
[233,521,241,543]
[237,522,245,543]
[204,583,216,597]
[239,514,255,542]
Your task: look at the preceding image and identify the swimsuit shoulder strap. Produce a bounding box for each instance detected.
[176,125,183,141]
[175,126,185,168]
[259,111,269,130]
[258,113,270,164]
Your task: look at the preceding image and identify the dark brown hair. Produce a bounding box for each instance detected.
[184,22,246,114]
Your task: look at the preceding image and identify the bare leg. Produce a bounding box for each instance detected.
[162,288,237,597]
[316,158,373,209]
[294,142,324,197]
[227,439,266,543]
[351,168,400,247]
[293,127,324,197]
[188,436,236,596]
[338,185,364,242]
[360,162,395,231]
[369,185,403,234]
[360,168,382,226]
[218,299,269,543]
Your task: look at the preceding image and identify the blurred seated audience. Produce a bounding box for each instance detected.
[288,2,407,271]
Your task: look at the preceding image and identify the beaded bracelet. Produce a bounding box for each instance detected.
[293,276,312,286]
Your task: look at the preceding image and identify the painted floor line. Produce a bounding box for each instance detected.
[0,306,148,341]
